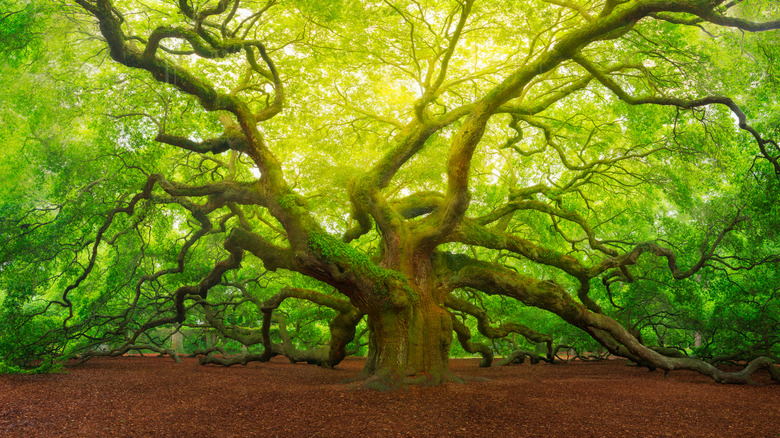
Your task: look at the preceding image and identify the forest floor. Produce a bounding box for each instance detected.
[0,355,778,437]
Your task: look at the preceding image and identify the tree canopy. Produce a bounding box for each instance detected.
[1,0,779,388]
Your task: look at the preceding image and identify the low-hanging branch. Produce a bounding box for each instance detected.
[440,253,780,384]
[445,294,554,358]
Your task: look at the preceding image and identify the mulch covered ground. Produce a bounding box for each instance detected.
[0,356,778,437]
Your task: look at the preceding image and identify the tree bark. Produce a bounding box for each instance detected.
[360,295,456,390]
[354,251,460,389]
[171,331,184,354]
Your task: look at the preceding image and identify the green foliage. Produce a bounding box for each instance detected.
[0,1,49,67]
[0,286,65,373]
[0,0,778,376]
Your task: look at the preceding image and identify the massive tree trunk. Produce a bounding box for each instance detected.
[355,248,458,389]
[362,293,455,389]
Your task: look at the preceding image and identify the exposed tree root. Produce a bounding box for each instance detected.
[197,353,272,366]
[496,349,547,366]
[75,343,182,365]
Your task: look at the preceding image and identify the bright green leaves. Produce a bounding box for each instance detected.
[0,0,49,67]
[0,268,67,373]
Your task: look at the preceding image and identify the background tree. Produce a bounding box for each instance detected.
[1,0,779,388]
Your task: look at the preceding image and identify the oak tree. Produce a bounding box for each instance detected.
[2,0,779,388]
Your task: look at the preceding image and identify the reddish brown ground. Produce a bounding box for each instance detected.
[0,356,778,437]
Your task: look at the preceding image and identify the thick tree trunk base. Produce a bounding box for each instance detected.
[347,298,462,390]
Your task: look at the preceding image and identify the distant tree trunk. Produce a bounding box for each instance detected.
[205,332,218,349]
[171,331,184,354]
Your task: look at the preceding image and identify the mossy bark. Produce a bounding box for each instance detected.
[356,254,460,389]
[361,297,455,388]
[359,301,458,389]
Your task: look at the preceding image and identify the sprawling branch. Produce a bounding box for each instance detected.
[418,0,669,246]
[445,294,554,358]
[438,253,780,384]
[416,0,474,117]
[650,8,780,33]
[260,287,363,367]
[449,314,493,367]
[590,211,748,280]
[73,0,290,198]
[226,227,293,272]
[155,132,248,154]
[573,54,780,176]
